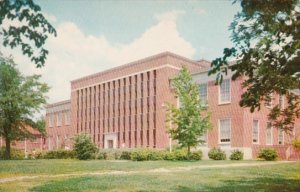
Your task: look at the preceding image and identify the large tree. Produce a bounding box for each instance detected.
[209,0,300,131]
[166,67,211,154]
[0,55,49,159]
[0,0,56,67]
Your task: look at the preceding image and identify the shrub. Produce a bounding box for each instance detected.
[163,151,176,161]
[0,147,24,160]
[258,148,278,161]
[131,149,150,161]
[230,150,244,160]
[208,148,226,160]
[120,151,132,160]
[189,151,203,160]
[292,139,300,151]
[173,149,188,160]
[148,150,164,160]
[41,149,75,159]
[74,134,97,160]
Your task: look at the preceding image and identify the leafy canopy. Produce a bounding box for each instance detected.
[209,0,300,131]
[0,0,57,67]
[0,54,49,159]
[166,66,211,153]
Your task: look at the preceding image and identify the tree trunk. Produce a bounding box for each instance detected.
[5,138,11,159]
[187,145,191,155]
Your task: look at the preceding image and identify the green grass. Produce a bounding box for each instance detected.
[0,160,299,192]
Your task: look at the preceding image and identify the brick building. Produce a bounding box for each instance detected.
[45,52,300,159]
[193,64,300,160]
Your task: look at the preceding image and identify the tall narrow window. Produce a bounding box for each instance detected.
[266,122,272,145]
[252,120,259,144]
[219,79,230,104]
[219,119,231,143]
[279,95,284,109]
[65,112,71,125]
[265,93,273,108]
[199,83,208,106]
[49,114,53,127]
[57,113,62,127]
[278,129,284,145]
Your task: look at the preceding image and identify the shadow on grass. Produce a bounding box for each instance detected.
[29,175,300,192]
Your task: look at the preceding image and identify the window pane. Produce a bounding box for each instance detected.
[266,122,272,145]
[252,120,259,143]
[220,119,230,143]
[220,79,230,103]
[278,129,284,145]
[199,83,208,106]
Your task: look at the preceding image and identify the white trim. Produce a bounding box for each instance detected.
[252,119,259,144]
[71,64,181,92]
[218,118,231,144]
[218,79,231,105]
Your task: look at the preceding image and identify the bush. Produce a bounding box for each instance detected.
[41,149,75,159]
[230,150,244,160]
[74,134,97,160]
[258,148,278,161]
[189,151,203,160]
[208,148,226,160]
[173,149,188,160]
[120,151,132,160]
[131,149,150,161]
[0,147,24,160]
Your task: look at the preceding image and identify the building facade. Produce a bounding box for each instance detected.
[45,52,300,160]
[193,66,300,160]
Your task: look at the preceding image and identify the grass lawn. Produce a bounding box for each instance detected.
[0,160,299,191]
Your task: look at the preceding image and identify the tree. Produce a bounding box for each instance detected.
[209,0,300,131]
[166,66,212,154]
[0,0,57,67]
[0,55,49,159]
[73,134,97,160]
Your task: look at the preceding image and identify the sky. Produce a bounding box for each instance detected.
[1,0,241,104]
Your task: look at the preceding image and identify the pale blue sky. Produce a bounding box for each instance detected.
[37,0,240,60]
[4,0,241,103]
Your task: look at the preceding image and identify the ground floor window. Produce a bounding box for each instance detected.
[266,122,272,145]
[252,120,259,144]
[278,129,284,145]
[219,119,231,143]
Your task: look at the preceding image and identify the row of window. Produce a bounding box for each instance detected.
[201,119,285,145]
[198,79,231,105]
[198,79,285,107]
[48,112,71,127]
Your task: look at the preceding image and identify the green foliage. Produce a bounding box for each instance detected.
[292,138,300,150]
[166,66,212,154]
[0,147,24,160]
[120,151,132,160]
[36,150,75,159]
[229,150,244,160]
[258,148,278,161]
[0,0,57,67]
[189,151,203,160]
[208,148,226,160]
[73,134,97,160]
[209,0,300,131]
[0,55,49,159]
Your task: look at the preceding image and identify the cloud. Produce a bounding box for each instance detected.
[195,8,206,15]
[2,11,196,104]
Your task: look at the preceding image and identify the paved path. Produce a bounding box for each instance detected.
[0,161,296,184]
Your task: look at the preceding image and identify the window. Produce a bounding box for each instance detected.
[279,95,284,109]
[48,114,54,127]
[266,122,272,145]
[219,79,230,104]
[65,112,71,125]
[278,129,284,145]
[265,93,273,108]
[200,131,207,145]
[57,113,62,127]
[252,120,259,144]
[199,83,208,106]
[219,119,231,143]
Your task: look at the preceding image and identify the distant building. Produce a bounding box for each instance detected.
[45,52,300,160]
